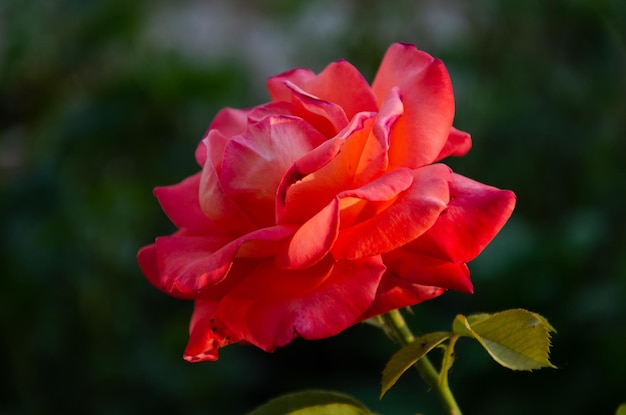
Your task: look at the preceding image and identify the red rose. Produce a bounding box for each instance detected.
[138,43,515,362]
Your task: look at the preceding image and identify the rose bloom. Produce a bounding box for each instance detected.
[138,43,515,362]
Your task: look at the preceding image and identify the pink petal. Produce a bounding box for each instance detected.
[199,137,256,234]
[408,173,516,263]
[434,127,472,161]
[361,271,445,319]
[282,81,349,137]
[196,108,252,167]
[304,59,378,120]
[331,164,451,260]
[152,225,296,298]
[218,256,386,352]
[220,115,327,227]
[208,107,252,137]
[372,43,455,169]
[153,173,217,234]
[383,247,473,293]
[198,129,231,172]
[267,68,316,102]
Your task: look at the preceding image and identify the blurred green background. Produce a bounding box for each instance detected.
[1,0,625,414]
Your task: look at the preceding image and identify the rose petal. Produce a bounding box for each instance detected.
[196,108,252,167]
[152,225,296,298]
[331,164,451,260]
[278,199,339,269]
[361,271,444,319]
[150,235,232,299]
[267,68,316,102]
[304,59,378,120]
[199,137,256,233]
[208,107,252,137]
[372,43,435,107]
[276,112,377,224]
[373,43,455,169]
[154,173,217,234]
[383,248,473,293]
[220,115,327,227]
[183,299,243,362]
[282,81,349,137]
[434,127,472,161]
[137,243,160,292]
[408,173,516,262]
[218,256,386,352]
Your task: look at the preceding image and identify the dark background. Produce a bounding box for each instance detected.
[2,0,625,414]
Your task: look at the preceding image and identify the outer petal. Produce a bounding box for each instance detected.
[331,164,451,260]
[148,235,232,299]
[137,244,160,293]
[184,300,243,362]
[267,68,316,102]
[383,248,473,293]
[282,81,348,138]
[220,115,327,227]
[153,173,217,235]
[372,43,435,106]
[218,256,386,352]
[151,225,296,298]
[195,108,251,167]
[361,271,444,319]
[199,135,256,234]
[434,127,472,161]
[304,60,378,120]
[373,43,455,169]
[408,173,516,263]
[208,107,252,137]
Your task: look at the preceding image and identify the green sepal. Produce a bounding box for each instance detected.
[452,308,556,371]
[380,331,450,398]
[247,390,375,415]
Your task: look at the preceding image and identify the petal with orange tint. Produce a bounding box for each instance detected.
[409,173,516,263]
[305,60,378,120]
[332,164,451,260]
[278,198,340,269]
[276,113,377,224]
[220,115,327,227]
[373,43,455,169]
[434,127,472,161]
[218,256,386,352]
[372,43,435,107]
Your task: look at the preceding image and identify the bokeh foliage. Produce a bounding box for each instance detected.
[1,0,625,414]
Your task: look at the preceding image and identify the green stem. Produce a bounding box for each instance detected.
[382,309,462,415]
